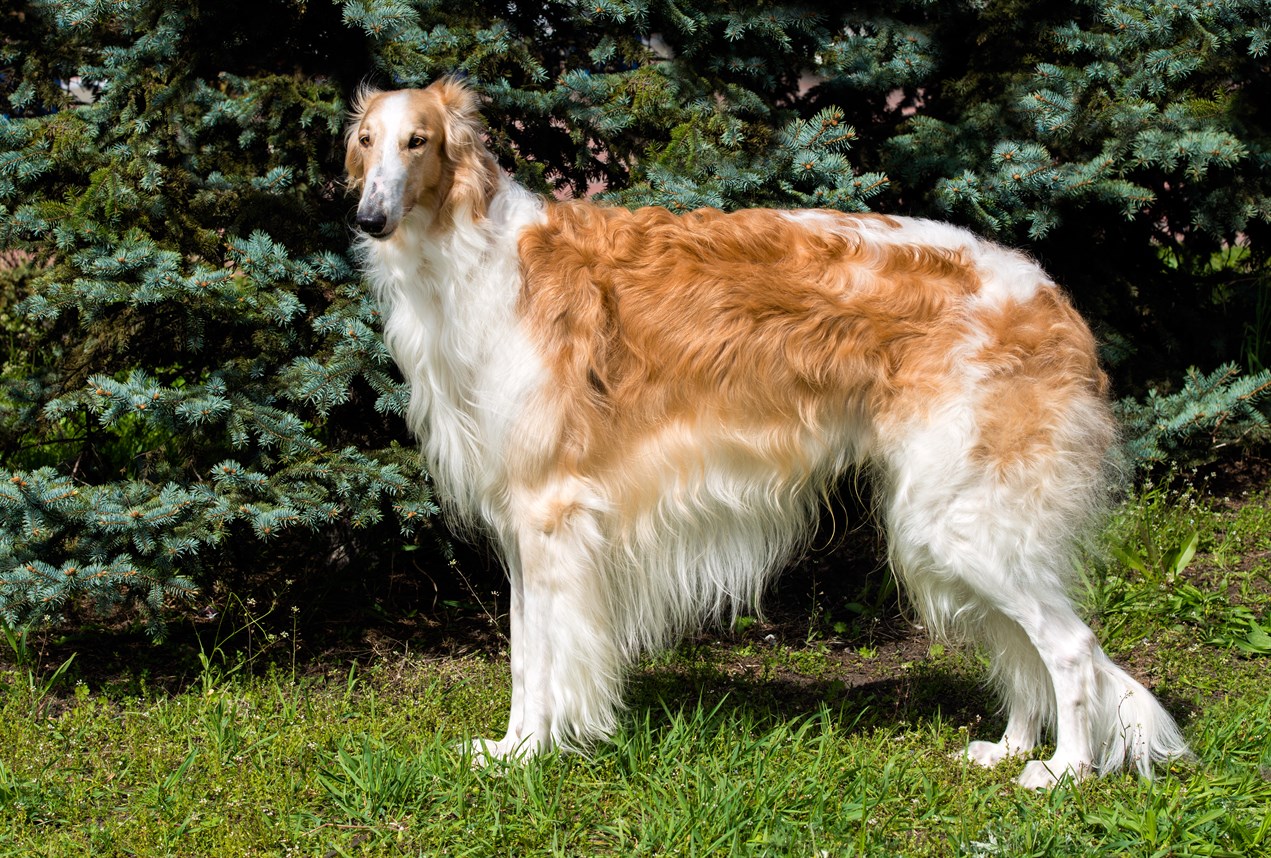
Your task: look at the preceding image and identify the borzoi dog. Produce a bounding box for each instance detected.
[344,78,1190,788]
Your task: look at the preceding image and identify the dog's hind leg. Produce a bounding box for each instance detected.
[886,447,1188,787]
[472,480,624,761]
[892,536,1053,773]
[983,588,1103,787]
[888,485,1102,786]
[970,576,1190,788]
[964,613,1049,767]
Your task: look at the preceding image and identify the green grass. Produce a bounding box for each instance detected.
[2,483,1271,856]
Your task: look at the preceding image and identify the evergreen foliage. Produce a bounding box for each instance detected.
[1,1,430,632]
[1118,363,1271,466]
[1,0,1269,632]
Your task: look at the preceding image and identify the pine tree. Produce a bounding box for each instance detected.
[1,2,432,632]
[2,0,1268,633]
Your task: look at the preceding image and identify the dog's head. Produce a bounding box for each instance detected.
[345,78,499,238]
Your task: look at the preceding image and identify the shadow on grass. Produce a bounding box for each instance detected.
[621,648,997,745]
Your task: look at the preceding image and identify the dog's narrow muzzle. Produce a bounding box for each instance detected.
[355,163,405,238]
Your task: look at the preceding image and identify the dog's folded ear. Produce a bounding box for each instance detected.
[430,77,500,225]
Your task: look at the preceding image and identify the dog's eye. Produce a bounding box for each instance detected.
[408,135,427,150]
[358,134,371,148]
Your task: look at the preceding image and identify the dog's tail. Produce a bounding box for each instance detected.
[1093,652,1192,776]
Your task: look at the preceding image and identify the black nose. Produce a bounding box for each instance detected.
[356,211,388,236]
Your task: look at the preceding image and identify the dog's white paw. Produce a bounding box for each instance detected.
[959,738,1034,768]
[963,739,1020,768]
[464,736,533,767]
[1016,758,1092,789]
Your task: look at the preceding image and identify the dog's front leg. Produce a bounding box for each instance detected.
[466,542,538,763]
[497,568,529,753]
[470,483,624,762]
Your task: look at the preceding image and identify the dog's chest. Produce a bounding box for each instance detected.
[379,271,549,510]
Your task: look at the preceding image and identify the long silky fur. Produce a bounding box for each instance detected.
[345,80,1191,783]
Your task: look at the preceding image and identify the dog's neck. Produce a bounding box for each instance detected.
[355,176,548,522]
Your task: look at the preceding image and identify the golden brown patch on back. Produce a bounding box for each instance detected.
[515,204,988,489]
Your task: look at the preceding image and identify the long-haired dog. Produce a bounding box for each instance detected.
[345,78,1190,788]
